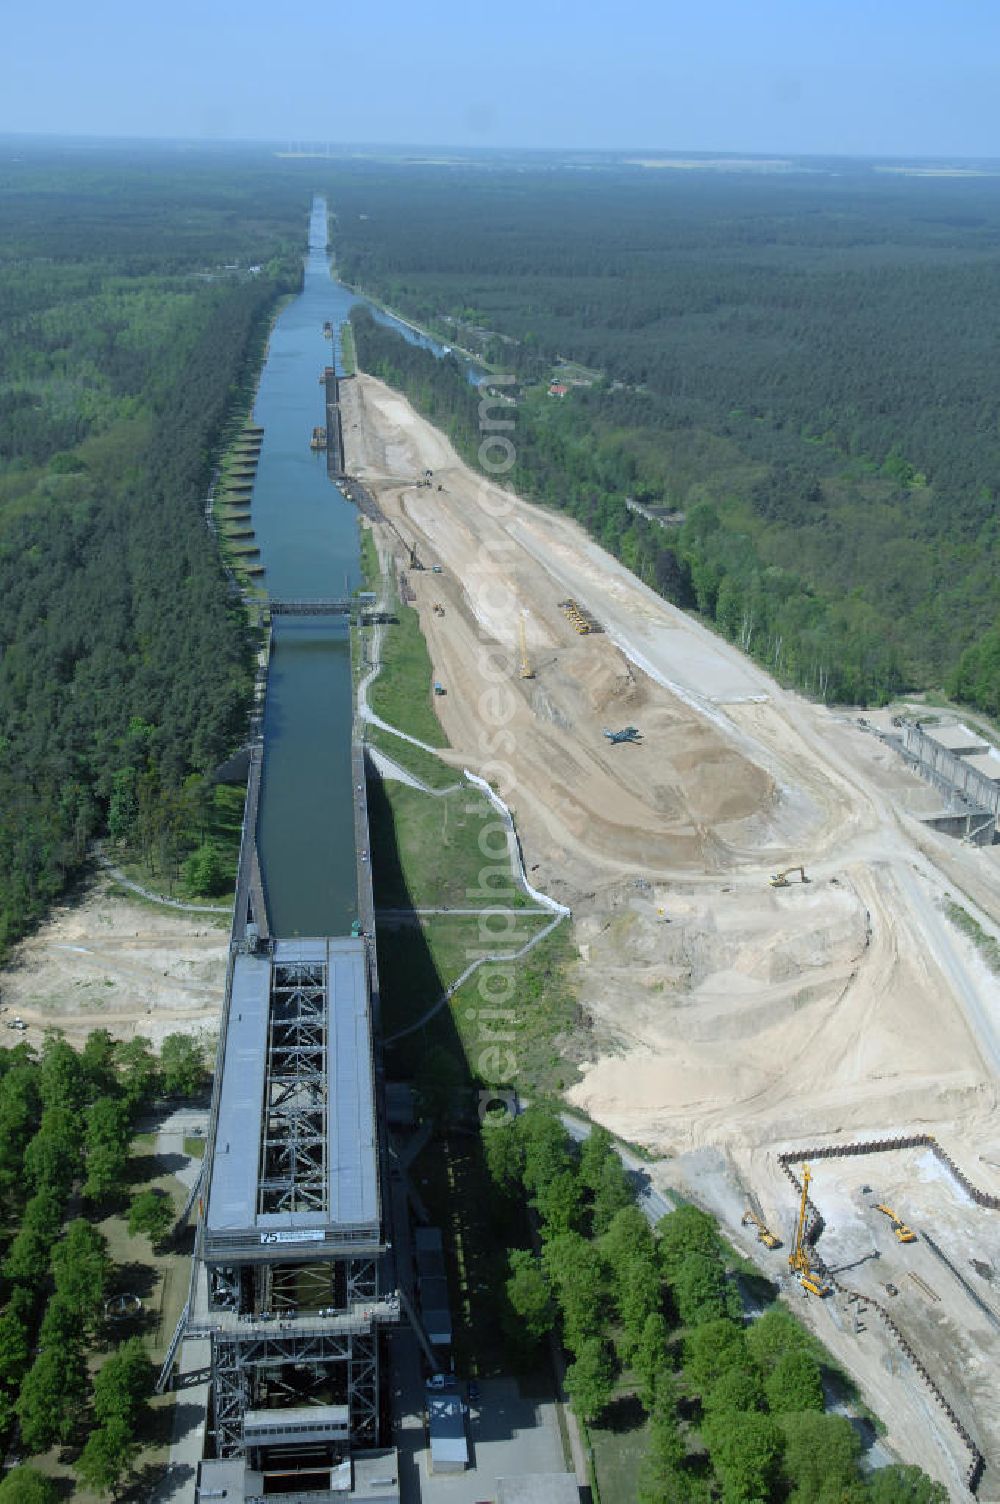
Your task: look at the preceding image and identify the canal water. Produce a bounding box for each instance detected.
[252,197,460,937]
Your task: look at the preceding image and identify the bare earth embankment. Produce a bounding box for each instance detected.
[343,372,1000,1497]
[0,875,228,1049]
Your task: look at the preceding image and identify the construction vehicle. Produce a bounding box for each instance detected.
[433,682,446,696]
[875,1203,917,1243]
[742,1207,781,1249]
[518,615,534,680]
[770,866,809,887]
[432,603,445,617]
[409,544,424,572]
[788,1164,830,1297]
[558,597,599,635]
[603,726,641,745]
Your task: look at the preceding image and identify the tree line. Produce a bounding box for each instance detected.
[332,163,1000,715]
[0,152,316,956]
[0,1027,207,1497]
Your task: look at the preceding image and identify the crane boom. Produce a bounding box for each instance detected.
[788,1163,830,1297]
[518,614,534,679]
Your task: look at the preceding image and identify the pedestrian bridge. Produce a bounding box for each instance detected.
[269,598,352,616]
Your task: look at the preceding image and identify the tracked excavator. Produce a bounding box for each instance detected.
[788,1164,830,1297]
[742,1206,781,1249]
[875,1203,917,1243]
[770,865,809,887]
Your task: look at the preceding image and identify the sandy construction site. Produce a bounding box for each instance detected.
[0,877,228,1050]
[343,372,1000,1496]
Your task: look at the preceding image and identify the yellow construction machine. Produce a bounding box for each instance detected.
[518,615,534,679]
[875,1203,917,1243]
[742,1207,781,1249]
[771,865,809,888]
[788,1164,830,1297]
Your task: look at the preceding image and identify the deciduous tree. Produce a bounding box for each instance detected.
[633,1312,670,1412]
[159,1034,205,1098]
[703,1408,783,1504]
[778,1412,861,1502]
[765,1347,824,1414]
[564,1336,614,1423]
[51,1218,111,1325]
[76,1416,140,1499]
[505,1249,556,1340]
[0,1468,60,1504]
[128,1188,174,1248]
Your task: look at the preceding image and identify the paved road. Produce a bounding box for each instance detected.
[558,1110,673,1225]
[896,860,1000,1079]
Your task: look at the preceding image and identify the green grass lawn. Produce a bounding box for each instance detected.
[369,780,532,911]
[448,922,581,1097]
[369,602,450,748]
[589,1394,650,1504]
[339,320,357,376]
[377,911,553,1038]
[367,723,461,790]
[358,515,450,749]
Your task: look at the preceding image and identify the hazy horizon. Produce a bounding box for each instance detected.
[7,132,1000,168]
[5,0,1000,159]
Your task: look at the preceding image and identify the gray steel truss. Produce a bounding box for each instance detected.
[211,1326,379,1458]
[258,962,328,1215]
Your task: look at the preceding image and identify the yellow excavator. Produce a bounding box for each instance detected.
[875,1203,917,1243]
[742,1206,781,1249]
[518,614,534,680]
[788,1164,830,1297]
[771,865,809,888]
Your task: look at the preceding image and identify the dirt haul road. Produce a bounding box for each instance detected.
[344,373,1000,1491]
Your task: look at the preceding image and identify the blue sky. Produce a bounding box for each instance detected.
[5,0,1000,156]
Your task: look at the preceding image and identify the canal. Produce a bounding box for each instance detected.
[252,197,460,937]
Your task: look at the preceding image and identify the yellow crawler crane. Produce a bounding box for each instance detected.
[518,614,534,679]
[875,1203,917,1243]
[788,1164,830,1297]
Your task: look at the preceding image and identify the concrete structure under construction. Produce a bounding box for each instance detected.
[963,749,1000,784]
[922,723,989,758]
[869,719,1000,846]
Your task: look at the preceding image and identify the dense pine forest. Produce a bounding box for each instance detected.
[331,162,1000,712]
[0,146,310,954]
